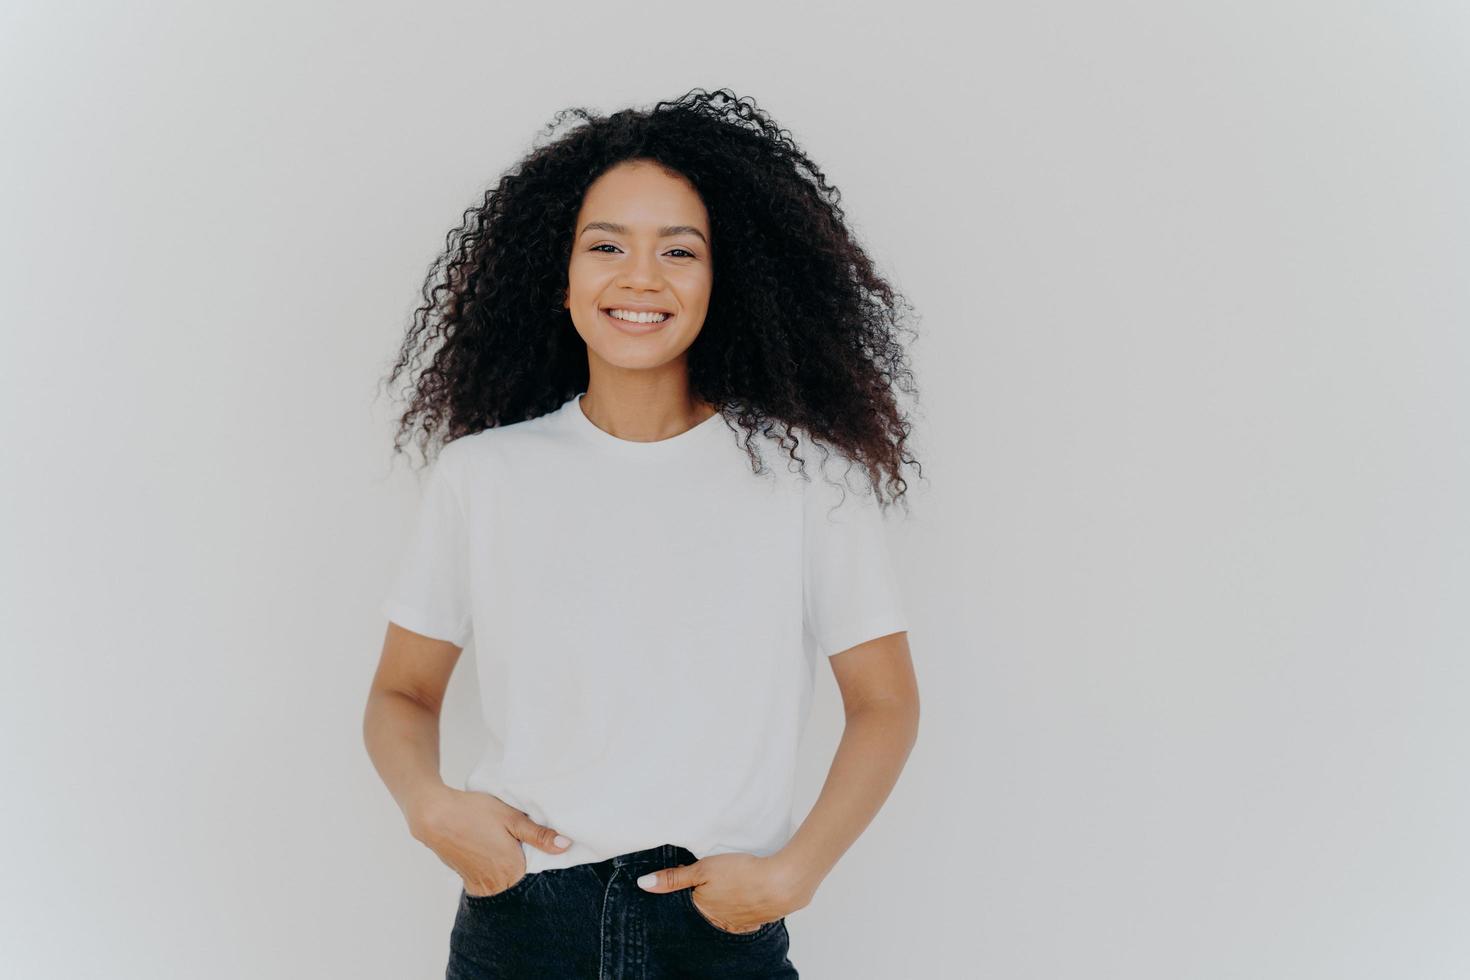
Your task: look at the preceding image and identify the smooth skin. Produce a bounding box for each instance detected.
[562,158,720,439]
[363,158,920,932]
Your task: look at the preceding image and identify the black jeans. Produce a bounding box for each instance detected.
[446,842,799,979]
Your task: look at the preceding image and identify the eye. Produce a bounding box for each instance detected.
[588,244,698,258]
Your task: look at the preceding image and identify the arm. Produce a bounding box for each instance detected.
[363,621,574,889]
[361,622,462,835]
[772,629,920,906]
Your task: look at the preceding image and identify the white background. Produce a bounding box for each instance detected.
[3,1,1467,977]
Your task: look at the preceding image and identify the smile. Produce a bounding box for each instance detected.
[601,308,674,335]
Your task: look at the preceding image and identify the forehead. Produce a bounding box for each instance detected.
[577,161,708,228]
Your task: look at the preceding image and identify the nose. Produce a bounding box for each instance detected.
[616,248,664,290]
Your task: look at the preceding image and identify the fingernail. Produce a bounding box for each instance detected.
[554,835,571,847]
[636,873,657,889]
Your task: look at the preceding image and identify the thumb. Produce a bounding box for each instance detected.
[509,816,574,855]
[636,862,700,893]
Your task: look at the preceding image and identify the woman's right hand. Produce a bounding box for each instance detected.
[408,786,573,898]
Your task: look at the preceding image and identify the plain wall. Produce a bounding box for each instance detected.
[2,1,1466,977]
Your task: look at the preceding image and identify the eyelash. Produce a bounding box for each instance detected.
[590,244,697,258]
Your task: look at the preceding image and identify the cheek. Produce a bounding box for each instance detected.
[566,261,608,298]
[674,270,714,305]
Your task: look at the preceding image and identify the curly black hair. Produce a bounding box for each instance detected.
[380,87,922,509]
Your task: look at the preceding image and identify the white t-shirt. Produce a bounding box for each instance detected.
[381,391,909,875]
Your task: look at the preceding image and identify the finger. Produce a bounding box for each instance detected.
[637,862,698,892]
[510,816,573,853]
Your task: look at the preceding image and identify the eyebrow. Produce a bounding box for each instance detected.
[579,221,708,246]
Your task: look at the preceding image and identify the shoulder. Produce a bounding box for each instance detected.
[435,406,569,480]
[785,428,883,516]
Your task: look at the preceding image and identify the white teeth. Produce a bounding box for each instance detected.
[607,309,671,324]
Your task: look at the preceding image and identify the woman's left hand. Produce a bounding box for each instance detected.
[635,851,807,933]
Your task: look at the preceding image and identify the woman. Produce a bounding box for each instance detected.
[364,87,922,979]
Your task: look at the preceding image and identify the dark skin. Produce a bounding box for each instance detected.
[363,159,920,932]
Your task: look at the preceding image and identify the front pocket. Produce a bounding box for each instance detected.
[679,887,781,942]
[462,870,536,904]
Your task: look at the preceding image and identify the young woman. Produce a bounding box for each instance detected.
[364,87,922,979]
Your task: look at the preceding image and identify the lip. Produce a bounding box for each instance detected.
[601,307,674,336]
[602,302,675,314]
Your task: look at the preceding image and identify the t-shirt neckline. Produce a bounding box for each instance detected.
[562,392,726,456]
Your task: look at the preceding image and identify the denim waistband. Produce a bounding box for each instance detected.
[607,842,695,869]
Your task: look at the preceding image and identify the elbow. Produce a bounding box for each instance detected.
[846,693,920,736]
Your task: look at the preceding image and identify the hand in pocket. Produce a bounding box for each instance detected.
[409,787,572,896]
[636,851,801,934]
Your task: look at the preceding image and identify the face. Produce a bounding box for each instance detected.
[564,159,713,372]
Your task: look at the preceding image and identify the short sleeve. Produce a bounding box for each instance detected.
[381,452,473,648]
[802,476,909,657]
